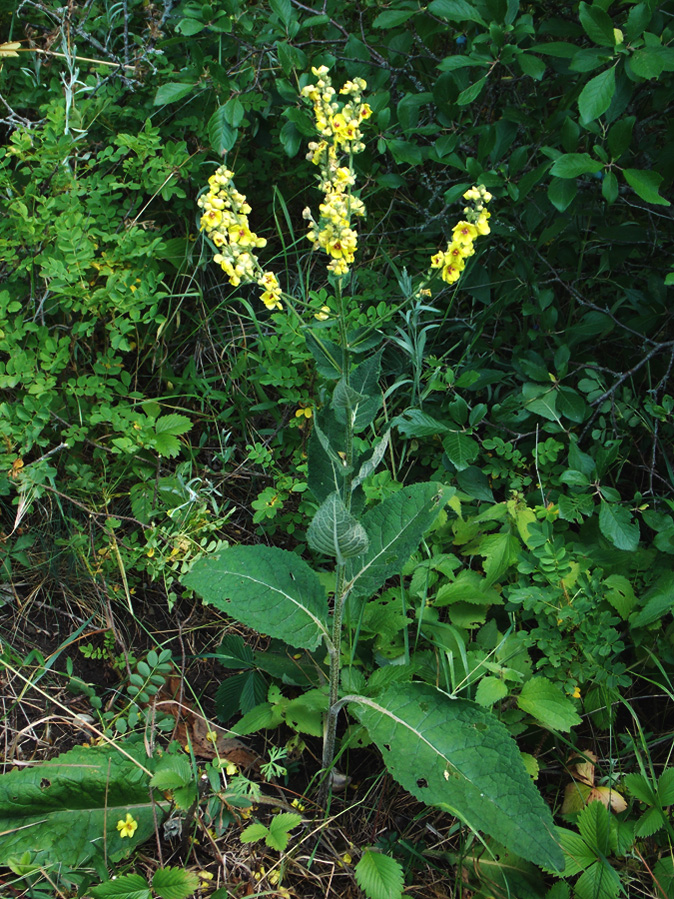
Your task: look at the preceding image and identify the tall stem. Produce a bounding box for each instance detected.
[319,279,354,805]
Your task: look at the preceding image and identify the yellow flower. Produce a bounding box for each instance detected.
[441,262,463,284]
[295,406,313,419]
[116,813,138,839]
[314,305,331,321]
[452,220,478,245]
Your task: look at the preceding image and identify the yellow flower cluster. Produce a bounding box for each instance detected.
[430,184,492,285]
[300,66,372,276]
[198,166,283,311]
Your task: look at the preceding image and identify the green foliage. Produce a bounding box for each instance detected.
[354,849,404,899]
[0,745,160,868]
[240,812,302,852]
[90,868,200,899]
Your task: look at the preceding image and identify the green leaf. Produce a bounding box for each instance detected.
[631,572,674,627]
[155,414,192,436]
[578,794,611,854]
[517,53,546,80]
[350,484,452,599]
[629,47,664,79]
[182,546,330,650]
[307,492,369,561]
[283,689,328,736]
[270,0,292,26]
[578,2,615,46]
[0,745,159,868]
[457,76,488,106]
[240,822,270,843]
[91,875,152,899]
[623,168,671,206]
[442,431,478,471]
[154,83,196,105]
[602,170,619,204]
[598,502,640,551]
[266,812,302,851]
[548,177,577,212]
[550,154,604,178]
[150,755,193,792]
[657,768,674,805]
[391,408,449,438]
[152,868,200,899]
[557,828,596,876]
[350,684,563,871]
[603,574,636,619]
[223,96,245,128]
[578,67,616,123]
[517,677,582,731]
[208,107,238,155]
[373,9,416,28]
[575,859,621,899]
[475,676,509,707]
[304,330,342,379]
[477,533,520,587]
[355,850,404,899]
[428,0,486,24]
[522,382,559,422]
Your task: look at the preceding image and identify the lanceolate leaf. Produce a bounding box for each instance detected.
[182,545,330,650]
[350,684,564,871]
[0,745,161,868]
[349,483,452,599]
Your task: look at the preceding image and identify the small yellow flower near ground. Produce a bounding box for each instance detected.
[295,405,313,419]
[225,762,238,776]
[571,686,581,699]
[116,813,138,838]
[314,305,331,320]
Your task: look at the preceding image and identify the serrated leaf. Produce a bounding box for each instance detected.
[150,755,193,791]
[350,484,452,599]
[550,154,604,178]
[154,414,192,436]
[91,875,152,899]
[442,431,478,471]
[0,745,159,868]
[657,768,674,805]
[391,408,450,438]
[598,502,639,551]
[623,168,671,206]
[266,812,302,851]
[307,492,369,561]
[350,684,563,871]
[634,806,665,838]
[208,106,238,155]
[216,634,254,669]
[517,677,582,732]
[477,533,521,587]
[240,822,270,843]
[475,676,509,707]
[283,689,328,737]
[355,850,404,899]
[152,868,200,899]
[152,433,182,458]
[603,574,636,619]
[575,859,621,899]
[182,546,330,650]
[557,828,596,876]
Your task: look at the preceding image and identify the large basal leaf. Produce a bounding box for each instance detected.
[182,545,330,650]
[350,683,564,871]
[0,745,161,868]
[349,483,452,599]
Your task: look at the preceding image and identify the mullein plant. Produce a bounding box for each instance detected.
[187,70,563,871]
